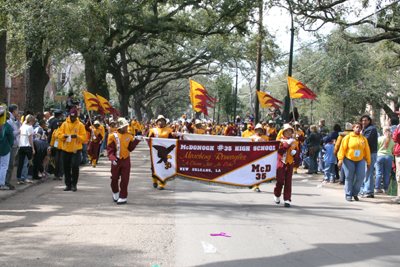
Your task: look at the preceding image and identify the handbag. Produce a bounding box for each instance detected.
[309,146,314,156]
[388,178,397,196]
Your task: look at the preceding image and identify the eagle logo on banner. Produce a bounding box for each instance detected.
[153,144,176,169]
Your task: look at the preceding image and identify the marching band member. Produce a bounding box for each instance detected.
[130,117,140,136]
[148,115,174,190]
[250,123,269,192]
[85,120,103,168]
[274,124,299,207]
[292,121,305,174]
[225,122,238,136]
[58,107,86,192]
[50,119,65,180]
[192,119,206,134]
[276,121,304,174]
[265,120,277,140]
[109,119,118,134]
[107,118,141,204]
[242,125,255,138]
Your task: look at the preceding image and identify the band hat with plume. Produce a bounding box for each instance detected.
[117,118,129,129]
[156,115,166,123]
[282,123,294,132]
[255,123,264,130]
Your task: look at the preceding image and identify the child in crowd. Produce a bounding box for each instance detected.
[323,136,336,183]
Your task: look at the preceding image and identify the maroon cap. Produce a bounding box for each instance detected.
[70,107,77,117]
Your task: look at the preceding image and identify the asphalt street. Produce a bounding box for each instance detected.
[1,141,399,267]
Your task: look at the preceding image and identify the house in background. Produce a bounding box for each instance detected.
[4,68,26,110]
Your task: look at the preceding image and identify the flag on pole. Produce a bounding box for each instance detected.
[256,91,283,109]
[189,79,217,116]
[82,89,105,117]
[287,75,317,100]
[96,94,121,119]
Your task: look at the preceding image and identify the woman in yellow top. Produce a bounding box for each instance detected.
[241,125,254,137]
[337,122,371,201]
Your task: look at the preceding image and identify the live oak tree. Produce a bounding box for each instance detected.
[0,0,7,102]
[268,28,400,128]
[271,0,400,118]
[6,0,69,112]
[63,0,260,117]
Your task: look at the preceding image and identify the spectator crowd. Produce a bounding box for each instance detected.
[1,97,399,205]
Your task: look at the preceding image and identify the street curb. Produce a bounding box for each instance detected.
[0,178,46,202]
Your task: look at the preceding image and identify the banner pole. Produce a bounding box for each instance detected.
[291,98,296,124]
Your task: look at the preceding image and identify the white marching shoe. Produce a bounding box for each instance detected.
[274,195,280,204]
[112,192,119,202]
[117,198,127,205]
[284,200,291,207]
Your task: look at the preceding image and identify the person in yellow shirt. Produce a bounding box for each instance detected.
[131,117,140,136]
[250,123,269,192]
[137,121,144,135]
[241,125,254,137]
[192,119,206,134]
[205,123,214,135]
[50,119,65,180]
[109,119,118,134]
[265,120,277,140]
[57,107,86,192]
[337,122,371,201]
[274,124,299,207]
[216,124,225,135]
[107,118,141,204]
[149,115,174,190]
[85,120,103,168]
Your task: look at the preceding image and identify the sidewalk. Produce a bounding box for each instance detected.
[295,167,399,205]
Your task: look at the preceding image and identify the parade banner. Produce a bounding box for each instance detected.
[181,133,253,142]
[150,138,280,188]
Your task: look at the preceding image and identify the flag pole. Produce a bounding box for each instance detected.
[291,98,296,123]
[82,89,95,140]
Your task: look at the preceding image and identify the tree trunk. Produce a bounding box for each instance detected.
[84,55,109,99]
[133,97,143,121]
[25,51,49,113]
[0,31,6,103]
[146,106,154,120]
[382,103,396,119]
[118,92,130,117]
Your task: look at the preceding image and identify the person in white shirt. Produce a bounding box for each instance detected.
[16,115,36,184]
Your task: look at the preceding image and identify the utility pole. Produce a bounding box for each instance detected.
[284,0,295,121]
[255,0,263,124]
[233,59,238,123]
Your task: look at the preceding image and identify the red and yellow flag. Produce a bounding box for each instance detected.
[96,94,121,119]
[287,75,317,100]
[189,79,217,116]
[82,90,105,117]
[256,91,283,109]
